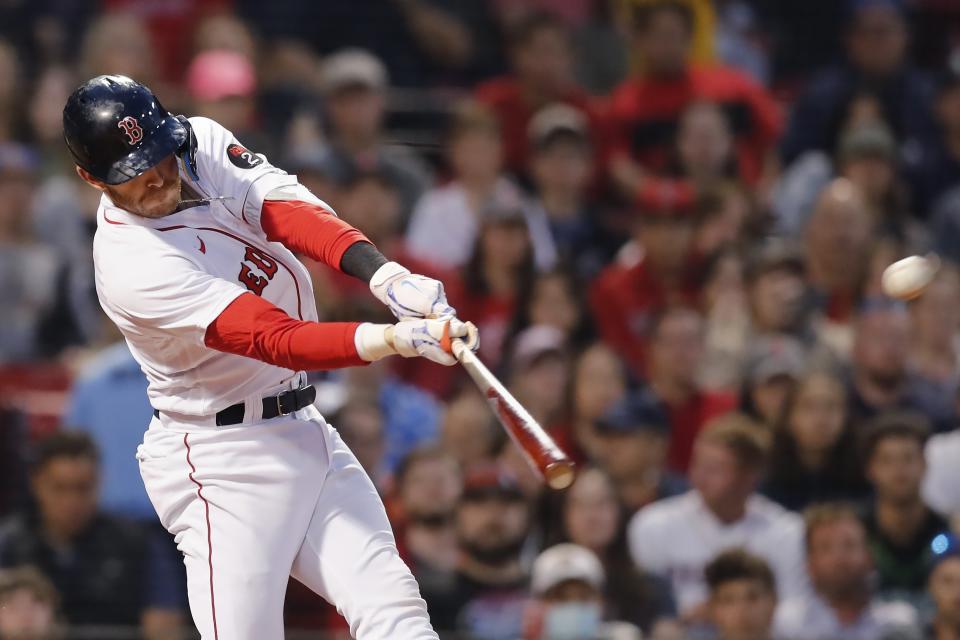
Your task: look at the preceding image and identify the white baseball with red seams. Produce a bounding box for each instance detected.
[94,116,439,639]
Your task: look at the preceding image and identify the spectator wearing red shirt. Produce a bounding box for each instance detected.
[606,1,781,203]
[589,189,702,375]
[474,12,599,179]
[646,307,736,473]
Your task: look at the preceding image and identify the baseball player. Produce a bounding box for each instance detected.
[62,75,474,639]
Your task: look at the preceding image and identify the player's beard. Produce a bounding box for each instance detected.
[106,173,182,219]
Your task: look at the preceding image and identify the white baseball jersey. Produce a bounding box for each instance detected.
[93,116,316,416]
[627,490,810,613]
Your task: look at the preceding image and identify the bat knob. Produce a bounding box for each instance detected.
[545,460,576,490]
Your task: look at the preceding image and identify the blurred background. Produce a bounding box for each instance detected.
[2,0,960,638]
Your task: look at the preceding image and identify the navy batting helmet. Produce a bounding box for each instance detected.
[63,75,187,185]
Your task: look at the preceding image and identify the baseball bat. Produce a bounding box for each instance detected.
[448,337,576,490]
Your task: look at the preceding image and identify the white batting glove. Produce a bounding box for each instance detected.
[354,319,479,366]
[369,261,456,320]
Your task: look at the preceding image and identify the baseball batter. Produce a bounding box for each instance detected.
[62,75,473,639]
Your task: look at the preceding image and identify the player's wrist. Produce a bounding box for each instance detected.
[354,323,397,361]
[369,261,409,293]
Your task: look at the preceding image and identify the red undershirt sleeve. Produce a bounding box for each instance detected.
[204,292,367,370]
[260,199,371,271]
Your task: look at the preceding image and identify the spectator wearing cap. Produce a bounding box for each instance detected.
[316,48,432,222]
[505,325,571,432]
[763,369,868,512]
[552,467,676,634]
[0,566,61,639]
[848,299,952,431]
[522,543,643,640]
[185,49,272,160]
[0,143,62,362]
[628,414,807,618]
[739,335,805,427]
[419,465,532,639]
[525,104,615,279]
[861,412,948,605]
[781,0,936,167]
[774,503,920,640]
[406,101,557,272]
[474,12,599,179]
[837,124,912,238]
[645,307,737,473]
[705,549,778,640]
[605,1,781,204]
[927,534,960,640]
[0,432,185,633]
[589,190,703,376]
[592,390,687,512]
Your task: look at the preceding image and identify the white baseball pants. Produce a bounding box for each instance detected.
[137,403,438,639]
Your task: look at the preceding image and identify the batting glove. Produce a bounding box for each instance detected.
[354,318,479,366]
[369,261,456,320]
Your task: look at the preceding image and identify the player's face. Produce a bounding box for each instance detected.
[77,154,181,218]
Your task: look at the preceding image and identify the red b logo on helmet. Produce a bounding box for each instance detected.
[117,116,144,145]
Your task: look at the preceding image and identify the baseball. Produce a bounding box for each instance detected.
[881,254,940,300]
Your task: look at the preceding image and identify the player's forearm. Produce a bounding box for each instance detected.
[205,293,367,370]
[260,199,373,273]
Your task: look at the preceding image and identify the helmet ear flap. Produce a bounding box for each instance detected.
[176,116,199,181]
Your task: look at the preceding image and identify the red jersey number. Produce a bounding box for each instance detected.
[238,246,278,296]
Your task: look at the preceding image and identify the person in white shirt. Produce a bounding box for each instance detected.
[923,429,960,519]
[773,503,921,640]
[627,413,807,619]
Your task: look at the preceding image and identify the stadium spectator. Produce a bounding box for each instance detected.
[673,102,739,192]
[763,369,868,512]
[923,427,960,519]
[0,39,21,143]
[78,13,157,91]
[0,144,60,363]
[804,179,875,328]
[316,48,432,220]
[525,104,613,277]
[474,12,598,178]
[0,432,184,633]
[909,265,960,427]
[910,63,960,216]
[606,0,781,202]
[692,182,752,260]
[848,299,951,430]
[645,307,737,472]
[506,267,591,355]
[567,343,629,463]
[333,399,387,490]
[861,412,948,603]
[628,413,807,617]
[506,325,571,429]
[185,49,272,159]
[592,391,687,512]
[420,465,532,639]
[704,549,778,640]
[774,503,920,639]
[927,535,960,640]
[554,467,676,633]
[700,248,751,392]
[394,447,462,592]
[589,194,701,375]
[63,340,153,520]
[0,566,62,639]
[407,102,555,271]
[780,0,937,166]
[739,335,805,428]
[440,388,501,471]
[522,543,643,640]
[448,205,538,367]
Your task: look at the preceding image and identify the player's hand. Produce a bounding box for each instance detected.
[369,261,455,320]
[386,318,478,366]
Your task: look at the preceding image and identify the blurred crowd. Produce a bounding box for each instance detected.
[2,0,960,638]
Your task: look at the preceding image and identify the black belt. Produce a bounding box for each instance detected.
[153,385,316,426]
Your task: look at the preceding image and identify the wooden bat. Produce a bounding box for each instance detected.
[447,333,576,491]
